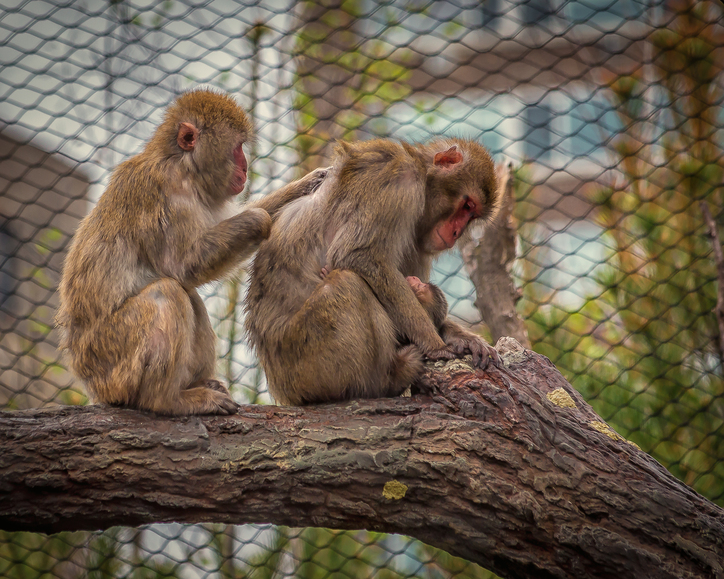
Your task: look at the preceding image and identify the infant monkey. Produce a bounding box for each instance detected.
[405,276,448,334]
[57,89,324,415]
[394,276,449,390]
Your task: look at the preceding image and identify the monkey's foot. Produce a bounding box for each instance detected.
[182,381,239,415]
[388,344,426,396]
[196,379,227,394]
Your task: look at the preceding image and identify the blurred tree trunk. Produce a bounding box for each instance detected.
[292,0,362,171]
[1,340,722,579]
[460,164,530,347]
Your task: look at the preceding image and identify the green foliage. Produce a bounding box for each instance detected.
[0,529,133,579]
[520,0,724,505]
[261,527,496,579]
[292,0,414,165]
[0,531,75,579]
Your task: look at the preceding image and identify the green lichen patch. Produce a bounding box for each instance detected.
[546,388,576,409]
[382,479,408,500]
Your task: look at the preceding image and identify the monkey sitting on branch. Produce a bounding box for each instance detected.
[56,89,325,415]
[245,138,502,405]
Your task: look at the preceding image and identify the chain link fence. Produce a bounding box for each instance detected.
[1,0,722,577]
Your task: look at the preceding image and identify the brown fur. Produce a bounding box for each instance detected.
[406,276,448,331]
[56,88,326,415]
[245,137,501,406]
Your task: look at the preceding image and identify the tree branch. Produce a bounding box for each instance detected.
[460,164,531,347]
[1,339,722,579]
[700,200,724,366]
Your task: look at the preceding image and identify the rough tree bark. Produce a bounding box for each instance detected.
[0,339,722,579]
[460,164,531,347]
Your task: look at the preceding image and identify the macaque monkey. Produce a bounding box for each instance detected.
[56,89,325,415]
[391,276,450,394]
[245,137,502,406]
[405,276,448,332]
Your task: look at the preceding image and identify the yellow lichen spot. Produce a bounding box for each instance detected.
[546,388,576,409]
[382,480,408,500]
[589,421,623,441]
[589,421,641,449]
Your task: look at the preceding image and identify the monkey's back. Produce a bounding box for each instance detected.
[245,193,326,347]
[57,157,162,331]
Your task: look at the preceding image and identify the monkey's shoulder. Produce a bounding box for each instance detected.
[98,157,166,218]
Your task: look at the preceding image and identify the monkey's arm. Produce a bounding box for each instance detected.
[251,167,329,221]
[157,207,272,287]
[440,319,501,369]
[334,251,450,356]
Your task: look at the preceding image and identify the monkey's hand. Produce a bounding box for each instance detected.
[440,320,501,369]
[252,167,330,220]
[423,346,457,363]
[302,166,331,196]
[172,207,271,287]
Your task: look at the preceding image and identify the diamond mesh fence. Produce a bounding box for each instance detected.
[1,0,723,577]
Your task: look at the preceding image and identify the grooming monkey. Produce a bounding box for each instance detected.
[56,89,325,415]
[245,137,502,406]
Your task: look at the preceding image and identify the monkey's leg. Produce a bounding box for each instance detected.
[185,288,239,399]
[268,269,397,405]
[108,279,237,415]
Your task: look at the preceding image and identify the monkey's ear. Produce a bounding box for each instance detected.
[433,146,463,169]
[177,122,199,152]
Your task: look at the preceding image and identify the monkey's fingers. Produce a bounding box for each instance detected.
[486,344,503,368]
[468,340,502,370]
[210,392,240,415]
[192,380,240,415]
[306,166,331,194]
[445,336,501,370]
[424,347,456,363]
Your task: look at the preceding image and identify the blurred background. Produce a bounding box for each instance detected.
[1,0,722,577]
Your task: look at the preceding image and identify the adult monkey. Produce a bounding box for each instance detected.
[57,89,325,415]
[245,138,501,406]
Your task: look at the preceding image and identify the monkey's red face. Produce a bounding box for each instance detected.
[431,195,479,251]
[228,143,248,195]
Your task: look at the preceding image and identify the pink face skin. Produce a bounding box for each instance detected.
[228,143,248,195]
[431,195,479,251]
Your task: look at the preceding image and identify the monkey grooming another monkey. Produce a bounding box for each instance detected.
[57,89,325,415]
[246,137,502,406]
